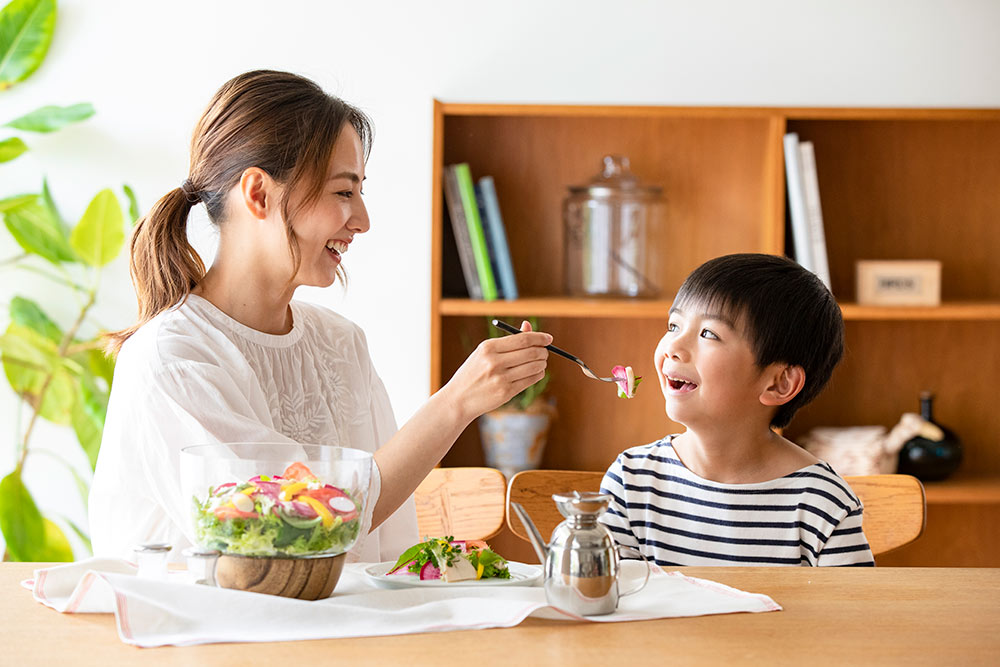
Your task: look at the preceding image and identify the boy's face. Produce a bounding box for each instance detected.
[654,301,771,429]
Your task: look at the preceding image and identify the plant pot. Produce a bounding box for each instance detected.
[478,403,555,479]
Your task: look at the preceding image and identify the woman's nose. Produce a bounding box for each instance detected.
[350,197,370,233]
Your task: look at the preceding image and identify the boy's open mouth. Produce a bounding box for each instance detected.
[667,376,698,392]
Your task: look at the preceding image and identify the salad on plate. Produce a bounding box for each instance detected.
[387,536,511,582]
[192,461,362,557]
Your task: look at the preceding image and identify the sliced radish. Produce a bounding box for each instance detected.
[328,496,356,513]
[419,561,441,580]
[231,493,254,513]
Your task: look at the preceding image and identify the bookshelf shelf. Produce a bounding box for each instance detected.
[922,474,1000,505]
[431,102,1000,567]
[441,299,1000,321]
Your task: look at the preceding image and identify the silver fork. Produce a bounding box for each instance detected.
[491,319,616,383]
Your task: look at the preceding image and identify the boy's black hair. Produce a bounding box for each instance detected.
[672,253,844,429]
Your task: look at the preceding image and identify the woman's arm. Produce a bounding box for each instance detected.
[370,322,551,528]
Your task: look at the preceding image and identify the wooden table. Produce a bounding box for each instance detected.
[4,564,998,666]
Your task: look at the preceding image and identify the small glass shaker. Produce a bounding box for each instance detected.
[133,543,172,581]
[182,546,221,586]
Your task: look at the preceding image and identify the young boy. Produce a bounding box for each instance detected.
[600,253,874,566]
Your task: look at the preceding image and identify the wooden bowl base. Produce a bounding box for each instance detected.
[216,552,346,600]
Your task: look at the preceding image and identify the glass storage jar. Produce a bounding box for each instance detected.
[563,155,664,297]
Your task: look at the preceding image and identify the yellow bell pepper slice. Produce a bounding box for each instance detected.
[281,482,308,501]
[298,495,334,528]
[476,562,484,579]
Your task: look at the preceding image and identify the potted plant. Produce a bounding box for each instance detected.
[0,0,134,561]
[476,317,556,480]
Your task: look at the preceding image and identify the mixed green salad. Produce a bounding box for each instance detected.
[388,536,511,581]
[192,461,362,557]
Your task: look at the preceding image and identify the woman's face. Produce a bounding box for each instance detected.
[286,126,370,289]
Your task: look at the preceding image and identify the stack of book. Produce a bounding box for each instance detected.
[783,132,831,292]
[443,163,519,301]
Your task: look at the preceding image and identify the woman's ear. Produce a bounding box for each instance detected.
[759,364,806,407]
[238,167,275,220]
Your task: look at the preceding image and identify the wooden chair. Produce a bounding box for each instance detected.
[414,467,507,540]
[506,470,926,557]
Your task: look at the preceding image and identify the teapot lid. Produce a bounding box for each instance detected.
[568,155,663,198]
[552,491,612,519]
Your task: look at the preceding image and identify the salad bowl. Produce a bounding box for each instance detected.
[179,443,372,599]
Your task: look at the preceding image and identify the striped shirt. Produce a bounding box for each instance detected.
[599,436,875,567]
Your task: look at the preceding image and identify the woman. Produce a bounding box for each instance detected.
[90,70,550,562]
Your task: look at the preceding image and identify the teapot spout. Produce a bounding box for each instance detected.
[511,502,548,564]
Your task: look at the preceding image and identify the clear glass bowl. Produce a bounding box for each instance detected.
[179,443,372,559]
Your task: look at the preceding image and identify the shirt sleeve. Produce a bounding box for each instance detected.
[816,505,876,566]
[599,453,643,559]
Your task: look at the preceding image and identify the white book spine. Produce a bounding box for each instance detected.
[783,132,813,272]
[797,141,832,291]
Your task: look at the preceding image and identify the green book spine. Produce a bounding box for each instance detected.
[453,163,498,300]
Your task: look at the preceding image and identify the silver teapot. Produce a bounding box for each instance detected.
[512,492,649,616]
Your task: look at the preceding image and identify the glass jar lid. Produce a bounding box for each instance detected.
[568,155,663,199]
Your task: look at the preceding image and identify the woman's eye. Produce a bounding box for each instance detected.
[338,191,353,198]
[700,329,719,340]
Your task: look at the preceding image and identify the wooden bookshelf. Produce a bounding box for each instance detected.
[430,102,1000,567]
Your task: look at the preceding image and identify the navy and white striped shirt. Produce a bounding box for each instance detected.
[599,436,875,567]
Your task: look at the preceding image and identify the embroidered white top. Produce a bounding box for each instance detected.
[89,294,417,563]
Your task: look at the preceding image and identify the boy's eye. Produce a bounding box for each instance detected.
[700,328,720,340]
[666,322,678,333]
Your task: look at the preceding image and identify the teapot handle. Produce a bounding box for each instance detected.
[616,545,651,597]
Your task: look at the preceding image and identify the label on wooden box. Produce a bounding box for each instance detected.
[856,260,941,306]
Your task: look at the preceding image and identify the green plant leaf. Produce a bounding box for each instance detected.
[72,374,105,469]
[4,102,94,133]
[0,135,27,162]
[0,321,54,373]
[0,0,56,90]
[0,192,36,212]
[0,470,44,561]
[41,177,63,226]
[10,295,63,343]
[122,183,140,224]
[2,196,77,264]
[70,188,124,267]
[34,518,74,561]
[1,323,76,424]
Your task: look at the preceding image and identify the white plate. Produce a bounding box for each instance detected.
[364,560,542,589]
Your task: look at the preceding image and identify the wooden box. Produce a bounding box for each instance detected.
[856,260,942,306]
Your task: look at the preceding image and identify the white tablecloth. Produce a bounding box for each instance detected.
[24,558,781,647]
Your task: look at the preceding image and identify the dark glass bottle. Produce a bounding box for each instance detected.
[897,391,963,481]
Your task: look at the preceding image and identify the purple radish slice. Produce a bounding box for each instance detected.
[419,561,441,580]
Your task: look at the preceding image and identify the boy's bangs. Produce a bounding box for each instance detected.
[671,288,747,334]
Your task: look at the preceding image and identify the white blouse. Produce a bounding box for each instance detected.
[89,294,417,563]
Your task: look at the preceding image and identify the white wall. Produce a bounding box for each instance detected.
[3,0,999,556]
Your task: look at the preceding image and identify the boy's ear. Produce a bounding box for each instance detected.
[759,364,806,407]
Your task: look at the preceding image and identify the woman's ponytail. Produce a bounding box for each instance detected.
[104,185,204,356]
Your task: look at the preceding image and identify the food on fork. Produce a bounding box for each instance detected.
[612,365,642,399]
[192,461,361,557]
[387,536,511,582]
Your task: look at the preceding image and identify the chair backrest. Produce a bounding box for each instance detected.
[415,467,507,541]
[843,474,926,556]
[506,470,926,557]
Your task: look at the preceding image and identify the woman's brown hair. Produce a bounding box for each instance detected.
[105,70,372,355]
